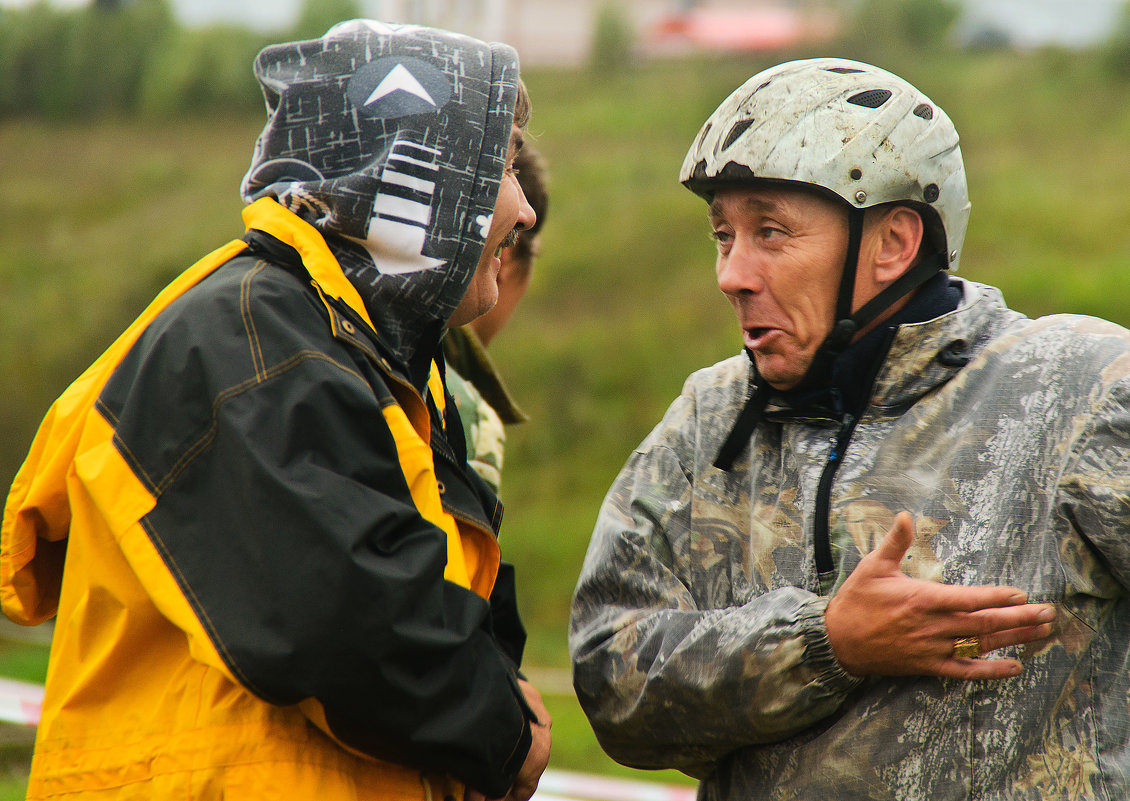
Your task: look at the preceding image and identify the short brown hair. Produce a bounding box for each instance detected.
[514,78,531,130]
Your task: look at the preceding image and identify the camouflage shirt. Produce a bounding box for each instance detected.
[570,279,1130,800]
[447,368,507,492]
[443,326,528,494]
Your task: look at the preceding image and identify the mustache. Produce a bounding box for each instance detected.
[500,228,521,250]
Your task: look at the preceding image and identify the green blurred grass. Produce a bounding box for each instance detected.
[1,46,1129,795]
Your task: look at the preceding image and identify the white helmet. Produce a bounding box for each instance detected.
[680,57,970,271]
[690,60,974,471]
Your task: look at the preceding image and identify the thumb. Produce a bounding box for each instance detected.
[871,511,915,571]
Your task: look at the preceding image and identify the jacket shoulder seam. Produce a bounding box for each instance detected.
[147,350,372,495]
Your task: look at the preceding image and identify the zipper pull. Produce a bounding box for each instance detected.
[828,413,856,462]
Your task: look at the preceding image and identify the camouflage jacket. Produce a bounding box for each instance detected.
[570,279,1130,800]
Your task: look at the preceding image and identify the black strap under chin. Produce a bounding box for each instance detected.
[846,251,946,332]
[712,206,946,472]
[713,374,771,471]
[824,207,867,354]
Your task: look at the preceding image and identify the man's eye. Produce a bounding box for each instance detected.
[710,230,732,245]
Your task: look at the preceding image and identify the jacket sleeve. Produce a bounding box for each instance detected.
[1056,377,1130,593]
[568,390,861,776]
[99,273,532,797]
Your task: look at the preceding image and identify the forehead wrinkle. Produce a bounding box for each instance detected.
[709,194,783,220]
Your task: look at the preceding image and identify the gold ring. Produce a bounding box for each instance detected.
[952,636,981,659]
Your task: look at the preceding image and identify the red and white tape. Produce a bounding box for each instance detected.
[0,677,43,727]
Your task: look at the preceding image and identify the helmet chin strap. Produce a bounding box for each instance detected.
[714,205,945,471]
[782,206,866,396]
[794,206,944,393]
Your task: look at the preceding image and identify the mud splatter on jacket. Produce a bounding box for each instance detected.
[570,278,1130,800]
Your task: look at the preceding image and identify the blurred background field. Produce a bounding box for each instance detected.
[2,0,1130,796]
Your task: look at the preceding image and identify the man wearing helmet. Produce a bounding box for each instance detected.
[571,58,1130,798]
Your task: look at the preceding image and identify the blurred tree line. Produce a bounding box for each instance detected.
[4,0,1130,120]
[841,0,1130,76]
[0,0,362,119]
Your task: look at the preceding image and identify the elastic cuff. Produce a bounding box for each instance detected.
[799,596,865,691]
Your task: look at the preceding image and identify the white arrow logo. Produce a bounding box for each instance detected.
[364,64,437,108]
[355,20,400,36]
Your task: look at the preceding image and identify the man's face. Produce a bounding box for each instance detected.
[468,238,537,346]
[710,185,852,391]
[447,124,536,329]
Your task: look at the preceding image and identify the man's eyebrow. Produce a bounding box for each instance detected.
[709,196,780,218]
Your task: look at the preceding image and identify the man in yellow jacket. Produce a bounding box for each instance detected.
[1,18,550,800]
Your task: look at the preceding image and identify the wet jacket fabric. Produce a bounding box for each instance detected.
[1,198,534,800]
[1,19,535,799]
[570,278,1130,800]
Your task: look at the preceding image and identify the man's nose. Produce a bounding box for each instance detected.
[515,186,536,232]
[716,242,765,296]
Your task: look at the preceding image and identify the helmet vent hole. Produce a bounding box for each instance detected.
[827,67,865,74]
[722,119,755,151]
[850,168,863,181]
[848,89,892,109]
[924,183,940,203]
[914,103,934,120]
[696,122,712,151]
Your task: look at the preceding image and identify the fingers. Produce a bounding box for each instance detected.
[924,581,1031,614]
[936,656,1024,681]
[871,511,916,570]
[933,598,1055,662]
[977,617,1054,653]
[930,607,1056,681]
[831,511,1059,681]
[949,607,1055,658]
[518,679,552,728]
[507,679,552,801]
[960,601,1056,637]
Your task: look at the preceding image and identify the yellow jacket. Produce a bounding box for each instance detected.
[1,199,532,799]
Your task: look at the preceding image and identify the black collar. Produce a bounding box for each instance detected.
[779,271,961,419]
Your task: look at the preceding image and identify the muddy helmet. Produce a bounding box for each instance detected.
[680,57,970,271]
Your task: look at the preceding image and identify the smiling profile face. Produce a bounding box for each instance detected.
[710,184,852,391]
[447,123,535,329]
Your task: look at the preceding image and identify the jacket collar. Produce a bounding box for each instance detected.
[868,279,1019,412]
[766,279,1020,419]
[241,198,376,331]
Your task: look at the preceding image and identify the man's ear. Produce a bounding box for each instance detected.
[872,206,924,284]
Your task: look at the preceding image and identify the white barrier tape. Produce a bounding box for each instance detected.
[536,769,696,801]
[0,677,44,726]
[0,683,699,801]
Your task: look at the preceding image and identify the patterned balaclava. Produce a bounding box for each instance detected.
[241,19,520,370]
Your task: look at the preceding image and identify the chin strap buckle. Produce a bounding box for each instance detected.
[827,318,858,353]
